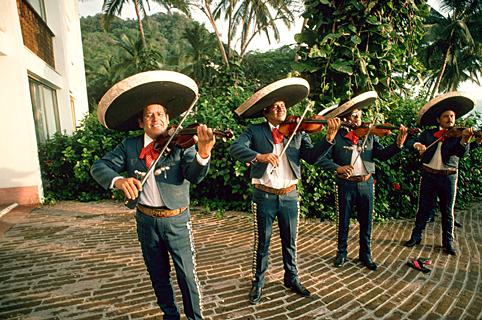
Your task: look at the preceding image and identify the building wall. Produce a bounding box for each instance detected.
[0,0,89,205]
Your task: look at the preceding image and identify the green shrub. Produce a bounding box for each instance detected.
[38,94,482,222]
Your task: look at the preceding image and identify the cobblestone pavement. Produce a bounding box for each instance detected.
[0,200,480,320]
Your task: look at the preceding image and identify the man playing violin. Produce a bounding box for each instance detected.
[91,71,215,320]
[230,78,340,304]
[318,91,408,271]
[404,92,475,256]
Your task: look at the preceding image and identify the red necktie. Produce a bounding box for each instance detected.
[139,141,160,167]
[344,130,359,145]
[272,127,284,144]
[433,129,447,142]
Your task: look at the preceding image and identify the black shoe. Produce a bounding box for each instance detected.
[454,220,462,228]
[360,258,377,271]
[334,255,346,268]
[444,246,457,256]
[284,279,311,297]
[404,238,421,247]
[248,284,263,304]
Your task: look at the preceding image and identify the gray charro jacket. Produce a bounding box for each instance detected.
[318,127,402,174]
[409,128,469,169]
[229,122,333,179]
[90,135,210,209]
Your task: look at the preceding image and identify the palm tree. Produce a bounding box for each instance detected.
[102,0,190,47]
[420,0,482,97]
[193,0,300,65]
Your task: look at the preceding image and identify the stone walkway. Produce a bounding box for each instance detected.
[0,200,480,320]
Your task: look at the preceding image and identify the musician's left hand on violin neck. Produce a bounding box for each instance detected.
[396,125,408,148]
[195,124,216,159]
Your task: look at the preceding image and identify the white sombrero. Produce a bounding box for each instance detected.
[325,91,378,118]
[97,70,198,131]
[234,77,310,119]
[317,104,338,117]
[417,91,475,127]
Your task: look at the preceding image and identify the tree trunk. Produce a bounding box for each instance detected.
[201,1,229,66]
[431,43,452,98]
[134,0,146,47]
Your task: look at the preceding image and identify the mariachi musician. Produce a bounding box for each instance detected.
[91,71,215,320]
[318,91,408,271]
[229,77,341,304]
[404,92,475,256]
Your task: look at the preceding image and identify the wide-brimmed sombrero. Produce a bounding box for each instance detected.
[417,91,475,127]
[317,104,338,116]
[324,91,378,118]
[234,77,310,118]
[97,70,198,131]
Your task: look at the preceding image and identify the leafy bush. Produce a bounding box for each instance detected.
[38,93,481,221]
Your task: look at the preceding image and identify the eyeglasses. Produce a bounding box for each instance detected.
[144,112,167,120]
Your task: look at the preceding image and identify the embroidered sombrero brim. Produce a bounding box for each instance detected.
[234,77,310,119]
[324,91,378,118]
[417,91,475,127]
[97,70,198,131]
[317,104,338,116]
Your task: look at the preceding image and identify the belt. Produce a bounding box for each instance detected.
[137,204,187,218]
[254,184,296,195]
[336,173,372,182]
[422,165,457,176]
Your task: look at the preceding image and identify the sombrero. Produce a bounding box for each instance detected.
[325,91,378,118]
[234,77,310,118]
[317,104,338,117]
[417,91,475,127]
[97,70,198,131]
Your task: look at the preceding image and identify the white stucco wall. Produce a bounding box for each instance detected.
[0,0,89,204]
[0,0,43,196]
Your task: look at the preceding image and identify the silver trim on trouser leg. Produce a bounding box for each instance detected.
[448,175,458,240]
[335,183,340,250]
[186,219,203,317]
[251,201,259,282]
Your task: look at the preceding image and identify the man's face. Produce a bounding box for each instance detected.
[348,109,363,126]
[264,101,287,126]
[437,110,456,129]
[139,104,169,139]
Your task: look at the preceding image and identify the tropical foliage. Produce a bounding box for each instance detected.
[295,0,429,110]
[38,4,482,221]
[418,0,482,96]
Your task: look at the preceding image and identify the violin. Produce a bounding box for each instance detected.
[442,127,482,139]
[344,122,421,138]
[155,123,234,154]
[279,115,351,135]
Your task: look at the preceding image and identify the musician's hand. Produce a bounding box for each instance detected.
[326,118,341,143]
[256,153,279,167]
[195,124,216,159]
[336,165,354,177]
[114,177,142,200]
[397,125,408,147]
[414,142,426,155]
[461,127,474,144]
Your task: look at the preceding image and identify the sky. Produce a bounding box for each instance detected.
[77,0,481,115]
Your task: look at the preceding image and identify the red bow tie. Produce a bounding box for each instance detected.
[139,141,160,167]
[344,130,359,145]
[272,127,284,144]
[433,129,447,142]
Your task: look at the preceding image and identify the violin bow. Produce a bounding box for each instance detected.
[270,101,313,173]
[125,94,200,209]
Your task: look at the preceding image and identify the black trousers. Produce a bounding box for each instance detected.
[410,171,457,247]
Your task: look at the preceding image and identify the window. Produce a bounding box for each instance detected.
[29,78,60,143]
[25,0,46,21]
